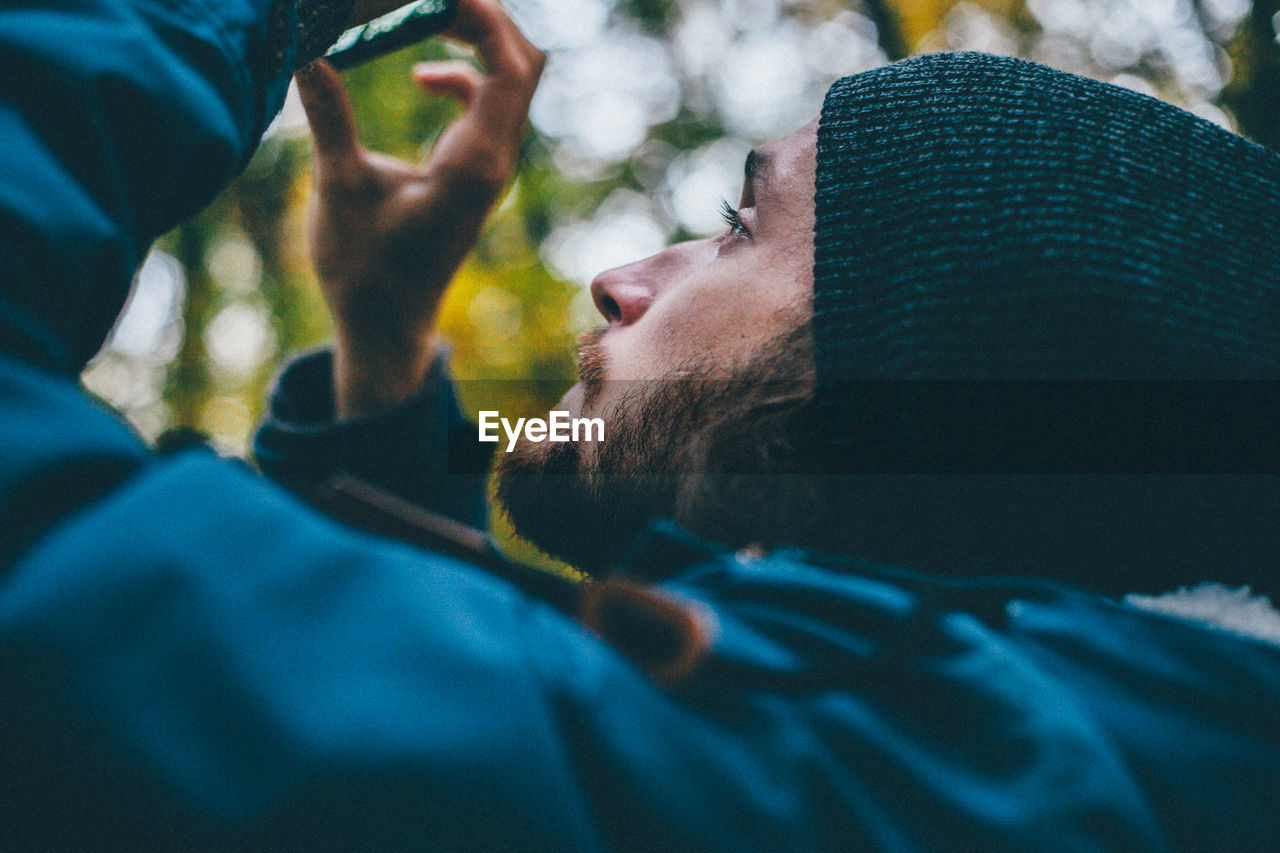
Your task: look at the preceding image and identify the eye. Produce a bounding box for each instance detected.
[719,199,749,238]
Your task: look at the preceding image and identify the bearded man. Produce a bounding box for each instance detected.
[2,0,1279,848]
[263,22,1280,595]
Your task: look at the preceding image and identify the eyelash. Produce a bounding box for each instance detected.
[720,200,748,237]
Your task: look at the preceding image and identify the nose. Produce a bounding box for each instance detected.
[589,264,655,326]
[588,240,707,326]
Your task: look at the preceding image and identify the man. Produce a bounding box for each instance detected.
[266,30,1280,596]
[1,1,1278,851]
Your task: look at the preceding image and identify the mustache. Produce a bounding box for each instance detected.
[576,326,607,403]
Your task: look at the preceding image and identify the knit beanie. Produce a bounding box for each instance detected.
[811,52,1280,474]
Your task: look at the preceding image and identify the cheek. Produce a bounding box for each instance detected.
[646,284,791,378]
[595,245,811,382]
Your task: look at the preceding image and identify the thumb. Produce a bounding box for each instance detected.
[295,60,362,168]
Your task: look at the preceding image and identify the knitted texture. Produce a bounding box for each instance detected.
[812,52,1280,468]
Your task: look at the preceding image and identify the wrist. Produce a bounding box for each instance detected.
[333,331,439,419]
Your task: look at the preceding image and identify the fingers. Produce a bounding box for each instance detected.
[413,61,484,108]
[295,60,362,174]
[445,0,541,74]
[441,0,545,134]
[416,0,543,200]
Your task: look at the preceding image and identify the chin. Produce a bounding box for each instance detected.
[495,436,615,574]
[493,400,671,575]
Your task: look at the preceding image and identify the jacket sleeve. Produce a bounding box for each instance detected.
[0,2,627,846]
[0,437,680,850]
[254,347,493,530]
[0,0,347,372]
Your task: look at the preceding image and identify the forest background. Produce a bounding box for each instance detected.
[82,0,1280,559]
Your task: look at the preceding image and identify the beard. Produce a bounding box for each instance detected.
[494,323,822,576]
[500,322,1280,597]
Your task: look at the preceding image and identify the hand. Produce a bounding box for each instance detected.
[295,0,544,418]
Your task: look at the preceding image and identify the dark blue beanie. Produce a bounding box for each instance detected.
[805,53,1280,594]
[812,52,1280,472]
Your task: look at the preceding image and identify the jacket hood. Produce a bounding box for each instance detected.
[0,0,294,373]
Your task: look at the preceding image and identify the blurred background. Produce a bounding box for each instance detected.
[82,0,1280,469]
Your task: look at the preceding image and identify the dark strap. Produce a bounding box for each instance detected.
[316,473,712,685]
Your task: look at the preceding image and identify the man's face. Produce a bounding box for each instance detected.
[564,120,819,427]
[496,120,819,571]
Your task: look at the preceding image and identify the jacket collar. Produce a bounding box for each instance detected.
[610,519,727,583]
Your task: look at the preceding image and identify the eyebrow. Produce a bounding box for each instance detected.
[745,149,770,190]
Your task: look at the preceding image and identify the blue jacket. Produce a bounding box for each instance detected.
[1,0,1278,849]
